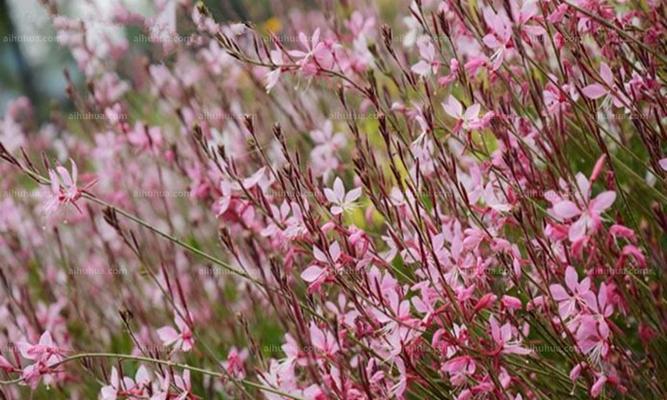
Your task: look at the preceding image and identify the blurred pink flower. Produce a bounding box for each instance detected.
[157,316,194,353]
[288,29,335,76]
[411,36,440,76]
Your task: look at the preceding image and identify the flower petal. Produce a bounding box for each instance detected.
[582,84,607,99]
[301,266,325,282]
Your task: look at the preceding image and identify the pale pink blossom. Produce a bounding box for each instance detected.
[288,29,335,77]
[549,266,595,319]
[411,36,440,76]
[324,177,362,215]
[582,62,630,108]
[44,159,95,215]
[157,316,194,353]
[482,8,513,70]
[548,171,616,242]
[309,322,339,357]
[442,96,492,132]
[222,347,249,379]
[489,316,532,355]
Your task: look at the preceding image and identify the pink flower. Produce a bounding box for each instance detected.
[21,363,47,389]
[442,355,476,375]
[489,316,532,355]
[482,8,513,70]
[549,266,595,320]
[45,159,94,215]
[222,347,249,379]
[411,36,440,76]
[372,290,420,357]
[17,331,66,389]
[388,357,407,398]
[501,295,522,311]
[324,177,362,215]
[590,374,608,398]
[510,0,546,36]
[265,48,285,93]
[543,79,579,114]
[300,242,341,293]
[548,172,616,242]
[127,122,163,153]
[442,96,492,133]
[310,121,346,179]
[442,355,476,386]
[100,366,151,400]
[309,322,339,357]
[258,360,300,400]
[438,59,459,86]
[157,315,194,353]
[174,370,192,400]
[288,29,335,77]
[582,62,629,108]
[346,11,375,37]
[0,97,30,152]
[569,362,584,382]
[576,284,613,364]
[18,331,66,365]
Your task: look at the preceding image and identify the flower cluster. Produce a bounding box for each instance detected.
[0,0,665,399]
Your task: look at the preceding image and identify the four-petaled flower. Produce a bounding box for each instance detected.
[100,366,151,400]
[300,242,341,293]
[442,96,491,133]
[549,172,616,242]
[489,316,532,355]
[482,7,513,70]
[17,331,67,389]
[411,36,440,76]
[324,177,362,215]
[582,62,629,108]
[45,159,95,215]
[288,28,335,77]
[309,322,339,357]
[549,266,595,319]
[157,315,195,353]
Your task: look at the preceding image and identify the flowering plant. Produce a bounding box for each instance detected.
[0,0,666,399]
